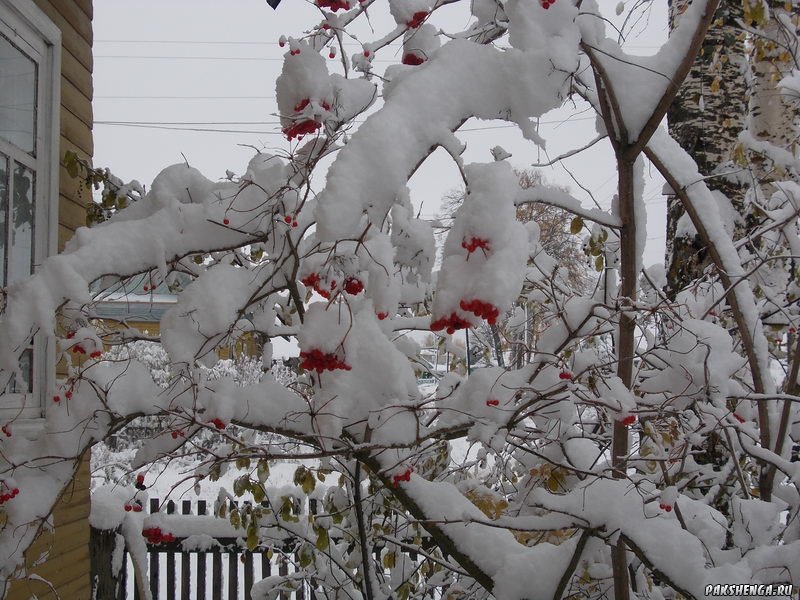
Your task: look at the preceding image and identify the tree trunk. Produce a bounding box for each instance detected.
[666,0,747,298]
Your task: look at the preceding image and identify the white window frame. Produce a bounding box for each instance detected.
[0,0,60,423]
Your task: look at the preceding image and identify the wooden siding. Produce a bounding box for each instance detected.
[6,2,93,598]
[37,0,94,245]
[5,457,92,599]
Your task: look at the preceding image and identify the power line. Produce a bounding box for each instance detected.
[94,116,596,129]
[94,39,661,50]
[95,54,400,64]
[95,95,275,100]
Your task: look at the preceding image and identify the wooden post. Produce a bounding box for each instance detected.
[181,500,192,600]
[150,498,161,600]
[90,527,123,600]
[198,500,207,600]
[167,501,177,600]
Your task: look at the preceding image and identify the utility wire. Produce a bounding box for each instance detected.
[94,116,596,128]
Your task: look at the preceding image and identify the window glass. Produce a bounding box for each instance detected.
[0,153,6,285]
[0,32,37,154]
[9,347,32,394]
[8,163,33,284]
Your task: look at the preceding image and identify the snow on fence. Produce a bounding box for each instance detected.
[95,498,317,600]
[93,497,433,600]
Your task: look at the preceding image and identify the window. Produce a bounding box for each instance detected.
[0,0,60,420]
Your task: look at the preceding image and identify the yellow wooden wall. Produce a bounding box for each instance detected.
[6,1,93,598]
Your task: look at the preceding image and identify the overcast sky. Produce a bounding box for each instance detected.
[92,0,670,267]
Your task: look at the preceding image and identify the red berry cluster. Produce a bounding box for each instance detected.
[558,371,573,381]
[283,214,299,228]
[343,277,364,295]
[301,273,332,299]
[135,474,147,491]
[70,344,102,358]
[407,11,428,28]
[1,425,10,437]
[461,236,490,254]
[402,53,425,66]
[210,418,226,430]
[124,500,143,513]
[540,0,557,8]
[789,326,797,334]
[659,503,672,513]
[283,119,321,141]
[143,527,176,545]
[0,484,19,504]
[621,415,636,427]
[300,349,351,373]
[171,430,186,439]
[485,398,500,407]
[317,0,350,11]
[459,299,499,325]
[392,468,412,486]
[430,312,472,335]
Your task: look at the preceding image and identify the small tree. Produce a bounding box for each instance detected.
[0,2,797,599]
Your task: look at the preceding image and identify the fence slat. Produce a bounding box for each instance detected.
[181,501,192,600]
[279,555,289,600]
[212,551,222,600]
[198,500,208,600]
[244,551,254,600]
[150,497,161,600]
[228,551,239,599]
[167,501,177,600]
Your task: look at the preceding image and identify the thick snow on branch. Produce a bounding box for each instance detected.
[315,1,581,241]
[578,0,715,141]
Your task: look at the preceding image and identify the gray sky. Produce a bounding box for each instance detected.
[92,0,670,267]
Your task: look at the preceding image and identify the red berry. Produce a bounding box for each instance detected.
[143,285,149,292]
[136,474,145,484]
[407,11,428,28]
[124,504,132,512]
[223,218,230,225]
[622,415,636,427]
[664,505,672,512]
[11,488,18,496]
[66,331,75,339]
[292,220,298,228]
[211,418,226,430]
[322,23,330,30]
[377,312,389,320]
[363,49,370,57]
[53,395,61,403]
[90,350,102,358]
[2,425,10,437]
[558,372,573,381]
[486,399,500,407]
[343,277,364,295]
[65,390,73,399]
[133,504,143,513]
[284,215,293,224]
[733,413,745,423]
[789,327,797,334]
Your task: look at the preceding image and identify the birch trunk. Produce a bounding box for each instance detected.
[666,0,748,297]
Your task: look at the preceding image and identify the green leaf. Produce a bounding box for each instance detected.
[594,255,604,272]
[252,483,266,504]
[246,523,259,551]
[315,527,329,551]
[570,216,583,235]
